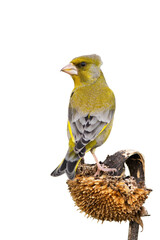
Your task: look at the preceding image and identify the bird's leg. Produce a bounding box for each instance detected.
[91,150,117,177]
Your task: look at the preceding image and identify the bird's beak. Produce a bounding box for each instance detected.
[61,63,78,75]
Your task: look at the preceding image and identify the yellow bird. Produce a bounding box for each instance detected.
[51,54,116,179]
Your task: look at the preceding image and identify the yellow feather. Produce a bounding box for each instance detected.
[98,123,108,136]
[68,121,75,143]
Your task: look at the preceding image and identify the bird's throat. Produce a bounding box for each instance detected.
[72,75,83,88]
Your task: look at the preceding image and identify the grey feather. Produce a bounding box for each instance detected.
[83,122,106,141]
[86,121,100,132]
[68,108,114,155]
[71,122,82,142]
[95,109,114,122]
[79,117,87,126]
[75,120,84,134]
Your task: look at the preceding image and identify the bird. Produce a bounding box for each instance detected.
[51,54,116,180]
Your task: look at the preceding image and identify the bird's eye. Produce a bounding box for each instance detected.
[80,62,86,67]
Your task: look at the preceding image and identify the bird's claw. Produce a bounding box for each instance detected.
[94,164,117,177]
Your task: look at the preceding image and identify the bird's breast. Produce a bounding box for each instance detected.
[70,84,115,114]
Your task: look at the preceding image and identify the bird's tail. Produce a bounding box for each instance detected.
[50,150,81,180]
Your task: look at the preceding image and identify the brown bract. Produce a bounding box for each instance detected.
[66,150,152,228]
[67,175,151,226]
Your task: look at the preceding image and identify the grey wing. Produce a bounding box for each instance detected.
[69,109,115,157]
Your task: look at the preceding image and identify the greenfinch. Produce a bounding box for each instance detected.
[51,54,116,179]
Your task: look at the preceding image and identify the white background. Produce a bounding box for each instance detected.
[0,0,160,239]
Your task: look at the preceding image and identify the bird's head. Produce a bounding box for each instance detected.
[61,54,103,87]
